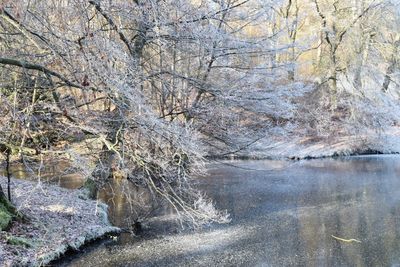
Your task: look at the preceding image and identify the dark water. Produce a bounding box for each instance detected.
[1,161,160,239]
[11,156,400,266]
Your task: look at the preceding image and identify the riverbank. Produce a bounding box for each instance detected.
[208,127,400,160]
[0,176,120,266]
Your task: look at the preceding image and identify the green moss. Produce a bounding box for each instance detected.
[0,204,12,230]
[82,178,97,199]
[0,196,15,230]
[0,195,19,231]
[6,235,35,248]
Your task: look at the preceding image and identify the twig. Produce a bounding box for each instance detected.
[331,234,361,243]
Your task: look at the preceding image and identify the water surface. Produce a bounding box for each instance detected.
[47,156,400,265]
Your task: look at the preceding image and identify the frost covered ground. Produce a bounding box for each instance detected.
[228,127,400,159]
[0,177,120,266]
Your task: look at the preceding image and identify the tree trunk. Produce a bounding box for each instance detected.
[0,185,14,230]
[328,52,338,110]
[6,150,11,201]
[353,0,368,90]
[381,40,399,92]
[382,60,395,92]
[353,36,370,90]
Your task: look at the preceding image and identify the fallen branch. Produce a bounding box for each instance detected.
[331,235,361,243]
[0,57,87,90]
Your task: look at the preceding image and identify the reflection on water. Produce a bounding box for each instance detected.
[0,161,173,241]
[5,156,400,266]
[97,178,175,242]
[0,161,85,189]
[200,156,400,266]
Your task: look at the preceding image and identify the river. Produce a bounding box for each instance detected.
[19,156,400,266]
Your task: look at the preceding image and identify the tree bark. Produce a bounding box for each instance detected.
[6,150,11,202]
[382,60,396,92]
[382,40,399,92]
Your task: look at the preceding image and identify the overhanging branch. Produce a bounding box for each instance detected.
[0,57,84,89]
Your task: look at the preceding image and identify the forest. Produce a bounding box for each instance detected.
[0,0,400,265]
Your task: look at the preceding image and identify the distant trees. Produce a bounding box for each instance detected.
[312,0,379,109]
[269,0,400,136]
[379,2,400,92]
